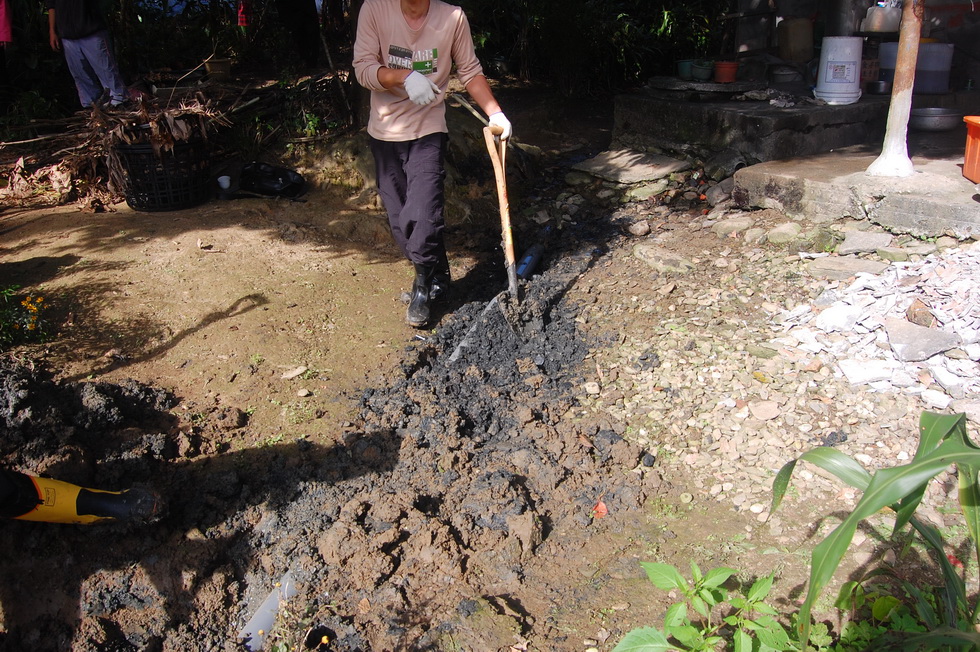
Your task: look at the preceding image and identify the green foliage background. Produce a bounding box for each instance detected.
[459,0,727,94]
[1,0,729,118]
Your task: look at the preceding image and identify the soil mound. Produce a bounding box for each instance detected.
[0,228,662,651]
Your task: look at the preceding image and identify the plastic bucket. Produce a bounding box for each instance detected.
[813,36,863,105]
[677,59,694,80]
[691,60,714,81]
[777,18,813,63]
[879,42,954,94]
[714,61,738,83]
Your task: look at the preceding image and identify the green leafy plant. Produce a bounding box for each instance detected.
[614,562,794,651]
[772,411,980,650]
[828,568,934,651]
[0,286,50,350]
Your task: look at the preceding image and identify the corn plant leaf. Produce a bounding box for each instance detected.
[770,447,872,515]
[899,625,980,650]
[900,579,939,630]
[907,516,966,626]
[893,412,966,534]
[640,562,687,591]
[611,627,673,652]
[796,436,980,645]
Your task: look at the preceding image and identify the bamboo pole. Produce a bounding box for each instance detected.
[866,0,924,177]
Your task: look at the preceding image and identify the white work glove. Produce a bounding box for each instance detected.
[488,111,512,140]
[404,71,440,106]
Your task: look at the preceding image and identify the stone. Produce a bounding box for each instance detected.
[904,242,939,256]
[767,222,803,245]
[628,220,651,236]
[573,149,690,184]
[808,229,841,254]
[628,180,670,201]
[837,231,892,255]
[929,364,966,399]
[711,215,754,238]
[633,243,695,274]
[748,400,780,421]
[905,299,937,328]
[705,177,735,206]
[814,303,864,333]
[884,318,962,362]
[282,366,308,380]
[564,170,594,186]
[744,227,768,244]
[951,400,980,424]
[875,247,908,262]
[806,256,890,280]
[746,344,779,359]
[838,359,899,384]
[921,389,953,409]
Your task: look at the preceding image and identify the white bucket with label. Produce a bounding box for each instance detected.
[813,36,863,105]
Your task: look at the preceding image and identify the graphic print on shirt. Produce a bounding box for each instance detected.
[387,45,438,75]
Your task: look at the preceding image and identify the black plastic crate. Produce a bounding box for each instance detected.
[115,140,210,212]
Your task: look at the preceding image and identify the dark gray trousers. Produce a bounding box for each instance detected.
[369,133,448,267]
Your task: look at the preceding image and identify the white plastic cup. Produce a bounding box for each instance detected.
[217,175,231,190]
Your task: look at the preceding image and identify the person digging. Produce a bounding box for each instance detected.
[353,0,511,327]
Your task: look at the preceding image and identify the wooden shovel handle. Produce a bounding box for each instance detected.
[483,126,518,298]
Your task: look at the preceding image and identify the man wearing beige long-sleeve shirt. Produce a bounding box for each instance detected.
[353,0,511,328]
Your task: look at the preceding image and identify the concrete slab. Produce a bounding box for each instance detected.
[614,92,889,163]
[612,86,980,239]
[733,127,980,239]
[572,149,690,184]
[645,76,766,95]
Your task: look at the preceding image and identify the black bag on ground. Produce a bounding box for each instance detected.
[239,162,307,198]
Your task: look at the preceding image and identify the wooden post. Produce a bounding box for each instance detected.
[866,0,924,177]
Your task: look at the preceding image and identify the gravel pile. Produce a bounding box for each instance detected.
[565,195,975,541]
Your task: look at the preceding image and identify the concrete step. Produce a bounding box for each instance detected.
[733,138,979,238]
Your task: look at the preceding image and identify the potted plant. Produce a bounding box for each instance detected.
[691,59,714,81]
[714,59,739,83]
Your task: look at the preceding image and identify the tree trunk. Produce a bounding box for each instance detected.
[866,0,924,177]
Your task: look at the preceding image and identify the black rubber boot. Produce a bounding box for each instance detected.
[406,264,435,327]
[429,256,451,303]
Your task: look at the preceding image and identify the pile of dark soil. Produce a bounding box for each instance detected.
[0,219,663,651]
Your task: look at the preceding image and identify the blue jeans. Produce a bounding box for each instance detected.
[61,30,126,107]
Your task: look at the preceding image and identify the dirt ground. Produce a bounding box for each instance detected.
[0,88,856,651]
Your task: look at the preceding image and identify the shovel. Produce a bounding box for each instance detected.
[483,125,519,300]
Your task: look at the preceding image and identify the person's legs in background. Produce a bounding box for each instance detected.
[62,30,126,107]
[61,36,103,107]
[81,30,126,105]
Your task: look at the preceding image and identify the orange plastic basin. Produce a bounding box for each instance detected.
[965,116,980,184]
